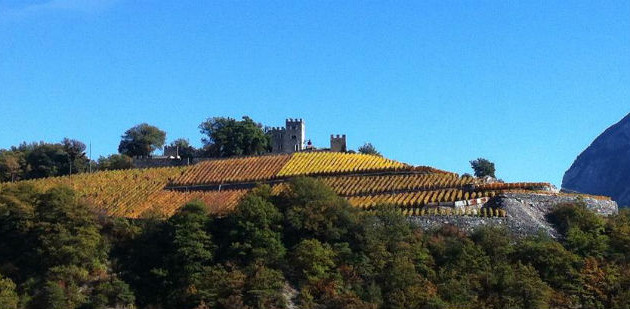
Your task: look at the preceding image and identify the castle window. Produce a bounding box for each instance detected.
[291,135,297,140]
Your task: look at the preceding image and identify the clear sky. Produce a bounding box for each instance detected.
[1,1,628,186]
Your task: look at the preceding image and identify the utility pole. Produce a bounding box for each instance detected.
[89,142,92,173]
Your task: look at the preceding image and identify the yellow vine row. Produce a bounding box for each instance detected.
[319,174,475,196]
[277,152,408,177]
[171,154,292,186]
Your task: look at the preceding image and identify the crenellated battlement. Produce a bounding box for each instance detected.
[268,118,346,154]
[330,134,347,152]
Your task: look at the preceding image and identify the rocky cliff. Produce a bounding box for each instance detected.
[562,113,630,207]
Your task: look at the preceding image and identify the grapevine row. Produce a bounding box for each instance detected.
[277,152,408,177]
[474,182,552,191]
[171,154,292,186]
[4,166,186,217]
[127,189,250,218]
[319,174,474,196]
[346,189,498,208]
[362,206,507,217]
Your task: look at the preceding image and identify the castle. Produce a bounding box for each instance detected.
[266,118,346,153]
[134,118,347,168]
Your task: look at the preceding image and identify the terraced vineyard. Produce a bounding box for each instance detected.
[0,151,586,218]
[171,154,291,186]
[276,152,407,177]
[6,167,187,217]
[130,189,249,218]
[319,174,476,196]
[474,182,551,191]
[346,189,497,209]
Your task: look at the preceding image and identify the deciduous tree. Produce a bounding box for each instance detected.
[358,143,381,156]
[118,123,166,157]
[199,116,270,157]
[470,158,496,178]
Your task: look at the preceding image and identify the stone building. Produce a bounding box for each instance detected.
[163,145,179,158]
[267,118,348,154]
[268,118,306,153]
[330,134,347,152]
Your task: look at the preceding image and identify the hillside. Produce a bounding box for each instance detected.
[563,113,630,207]
[1,152,627,309]
[1,151,611,219]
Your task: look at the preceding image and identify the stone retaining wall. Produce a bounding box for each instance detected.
[409,193,618,237]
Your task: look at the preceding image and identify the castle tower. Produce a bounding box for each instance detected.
[330,134,347,152]
[268,127,287,153]
[284,118,305,152]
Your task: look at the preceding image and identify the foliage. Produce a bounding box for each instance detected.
[0,185,133,309]
[118,123,166,157]
[97,153,133,170]
[0,151,22,182]
[199,116,270,157]
[0,274,19,309]
[169,138,198,159]
[280,177,359,245]
[548,202,608,258]
[470,157,496,178]
[1,181,630,309]
[607,209,630,263]
[358,143,381,156]
[228,187,286,266]
[0,140,90,182]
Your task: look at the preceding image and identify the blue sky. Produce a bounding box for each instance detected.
[1,1,628,186]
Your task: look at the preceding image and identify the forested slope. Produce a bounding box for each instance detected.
[1,179,629,309]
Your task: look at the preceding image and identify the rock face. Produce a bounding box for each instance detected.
[410,193,618,237]
[562,113,630,207]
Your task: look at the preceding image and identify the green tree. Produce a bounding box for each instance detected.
[0,274,19,309]
[228,187,286,266]
[472,225,514,262]
[61,138,89,175]
[97,154,134,171]
[470,158,496,178]
[607,209,630,263]
[548,202,608,258]
[357,143,381,156]
[40,280,69,309]
[280,177,359,245]
[292,239,337,283]
[164,201,214,308]
[0,140,90,181]
[489,262,552,309]
[244,264,286,309]
[0,150,23,182]
[90,277,136,309]
[199,116,270,157]
[25,143,67,178]
[194,266,248,308]
[169,138,197,159]
[35,187,106,271]
[118,123,166,157]
[513,234,581,291]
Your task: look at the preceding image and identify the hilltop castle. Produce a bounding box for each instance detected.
[134,118,347,168]
[266,118,346,153]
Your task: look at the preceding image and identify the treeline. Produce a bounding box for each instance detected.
[1,178,630,309]
[0,117,264,182]
[0,139,92,182]
[0,116,388,183]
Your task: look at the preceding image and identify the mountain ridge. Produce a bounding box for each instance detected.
[562,113,630,206]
